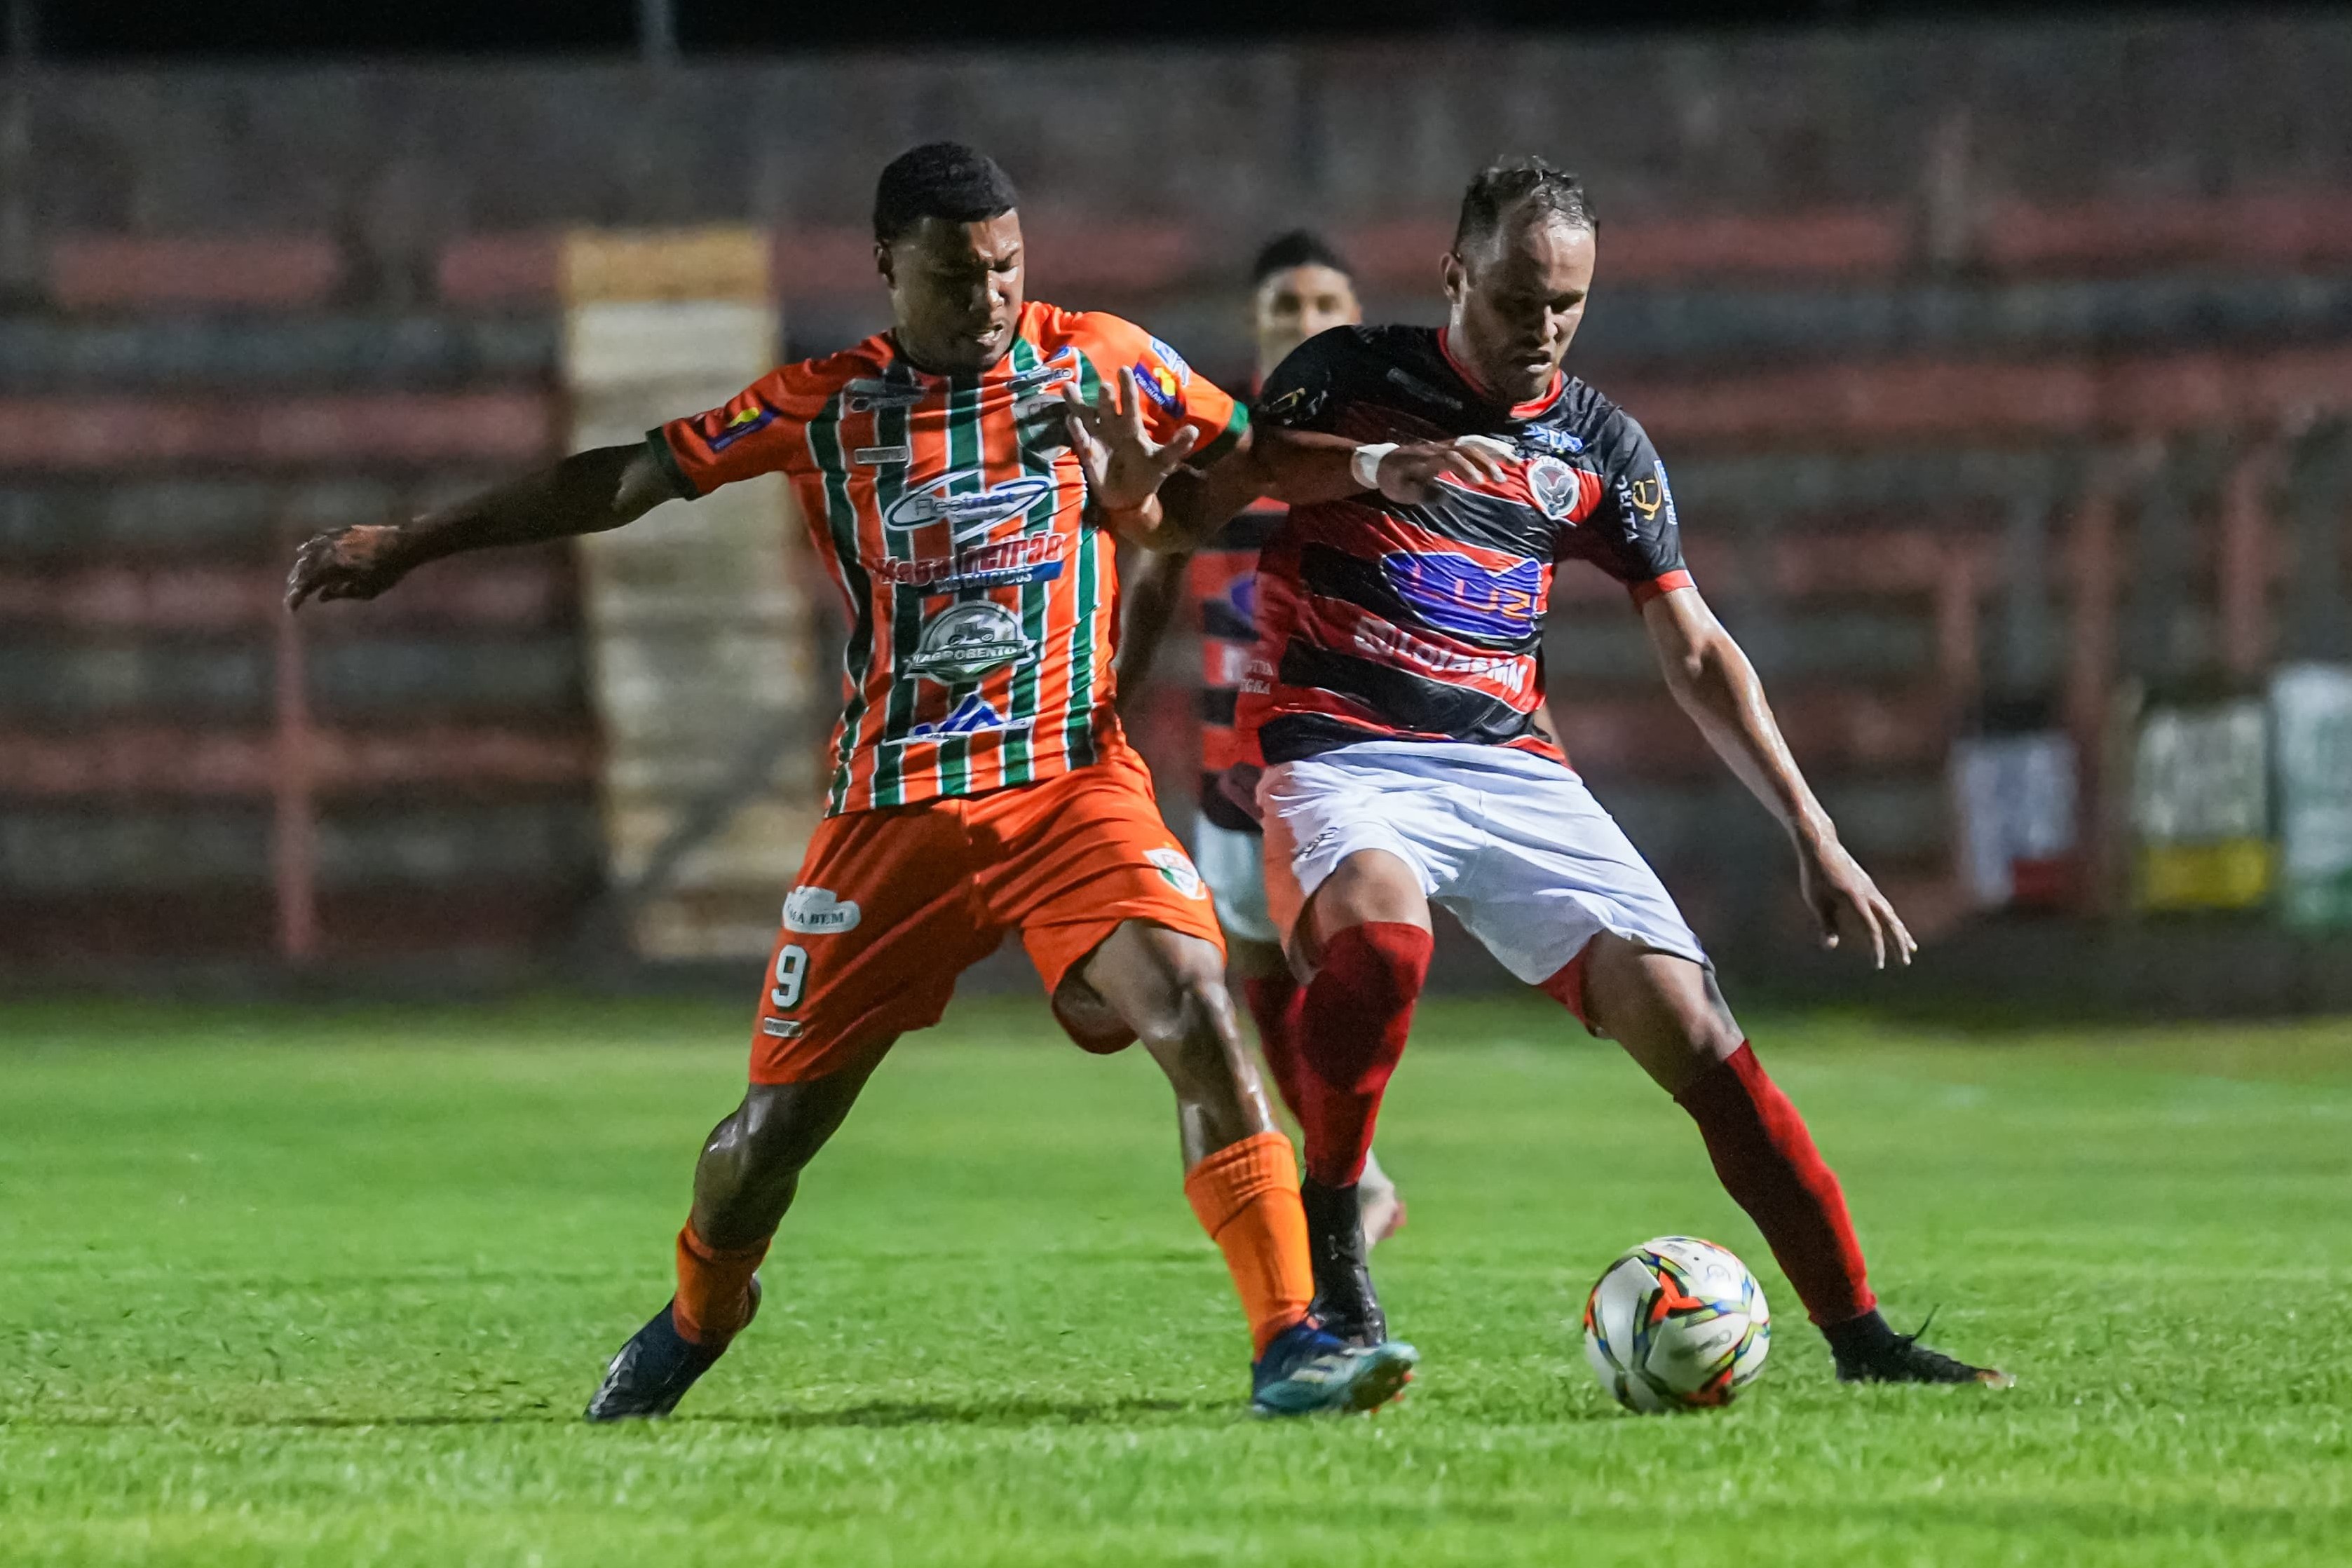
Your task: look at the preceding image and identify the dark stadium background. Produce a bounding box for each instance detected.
[4,0,2351,1012]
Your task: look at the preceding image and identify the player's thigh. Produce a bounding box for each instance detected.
[977,747,1230,1051]
[1578,934,1745,1097]
[749,807,993,1085]
[1257,756,1449,972]
[1301,848,1433,955]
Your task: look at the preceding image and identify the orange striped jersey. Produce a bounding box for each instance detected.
[651,300,1246,816]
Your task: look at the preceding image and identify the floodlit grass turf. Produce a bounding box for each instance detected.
[3,996,2349,1566]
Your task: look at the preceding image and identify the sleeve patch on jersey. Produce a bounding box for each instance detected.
[1134,359,1184,416]
[1147,335,1192,386]
[698,399,780,453]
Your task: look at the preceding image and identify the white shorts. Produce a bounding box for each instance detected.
[1195,817,1279,946]
[1258,741,1707,1019]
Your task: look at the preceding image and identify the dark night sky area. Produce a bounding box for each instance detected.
[6,0,2333,60]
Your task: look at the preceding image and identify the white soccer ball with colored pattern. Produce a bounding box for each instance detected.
[1582,1236,1770,1412]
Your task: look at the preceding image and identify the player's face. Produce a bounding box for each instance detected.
[1442,212,1596,404]
[879,212,1025,374]
[1251,263,1361,379]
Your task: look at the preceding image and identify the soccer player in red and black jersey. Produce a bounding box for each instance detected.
[1091,158,2008,1387]
[1117,232,1410,1251]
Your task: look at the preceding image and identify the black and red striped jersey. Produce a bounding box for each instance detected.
[1236,324,1693,767]
[1186,498,1284,831]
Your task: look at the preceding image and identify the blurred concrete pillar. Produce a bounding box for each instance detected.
[563,229,824,960]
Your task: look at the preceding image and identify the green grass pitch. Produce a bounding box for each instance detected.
[4,994,2349,1565]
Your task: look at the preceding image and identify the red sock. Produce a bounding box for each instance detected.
[1242,974,1310,1126]
[1675,1043,1875,1327]
[1295,922,1432,1187]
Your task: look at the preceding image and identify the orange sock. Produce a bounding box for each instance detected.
[672,1222,770,1347]
[1183,1130,1315,1356]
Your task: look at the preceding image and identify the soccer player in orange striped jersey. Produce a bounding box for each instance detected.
[285,142,1418,1419]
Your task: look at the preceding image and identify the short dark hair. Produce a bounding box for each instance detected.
[873,142,1019,246]
[1452,156,1597,256]
[1251,229,1354,286]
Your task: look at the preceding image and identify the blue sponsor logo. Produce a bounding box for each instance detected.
[1133,360,1183,415]
[1520,425,1585,458]
[1380,552,1544,641]
[905,693,1031,740]
[1224,575,1258,625]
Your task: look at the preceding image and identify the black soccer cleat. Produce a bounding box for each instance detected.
[583,1277,761,1422]
[1302,1177,1387,1347]
[1829,1308,2013,1388]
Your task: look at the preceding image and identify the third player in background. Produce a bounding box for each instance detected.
[1117,233,1409,1250]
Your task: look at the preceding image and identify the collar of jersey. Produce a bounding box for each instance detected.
[1436,327,1566,420]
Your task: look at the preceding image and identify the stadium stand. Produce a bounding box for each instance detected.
[4,18,2349,978]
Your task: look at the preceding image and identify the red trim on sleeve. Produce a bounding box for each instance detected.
[1629,568,1695,606]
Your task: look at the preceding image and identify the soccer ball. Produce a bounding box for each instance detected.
[1582,1236,1770,1412]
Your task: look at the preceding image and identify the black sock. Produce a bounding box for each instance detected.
[1823,1308,1896,1365]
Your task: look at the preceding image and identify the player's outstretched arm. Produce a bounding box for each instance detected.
[1641,585,1917,969]
[285,443,680,609]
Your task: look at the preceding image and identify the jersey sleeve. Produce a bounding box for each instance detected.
[1074,312,1249,467]
[1579,410,1693,606]
[1251,327,1354,435]
[648,368,813,498]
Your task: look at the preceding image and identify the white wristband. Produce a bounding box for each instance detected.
[1349,442,1396,491]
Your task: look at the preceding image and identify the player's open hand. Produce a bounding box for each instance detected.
[1795,833,1917,969]
[1060,369,1199,515]
[1373,433,1516,504]
[285,523,416,610]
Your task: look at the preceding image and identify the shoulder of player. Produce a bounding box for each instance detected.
[1554,376,1656,470]
[737,339,894,418]
[1033,301,1153,361]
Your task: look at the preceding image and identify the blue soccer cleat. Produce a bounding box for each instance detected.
[1250,1318,1419,1417]
[583,1276,761,1422]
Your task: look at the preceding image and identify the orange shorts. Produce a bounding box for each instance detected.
[748,742,1226,1084]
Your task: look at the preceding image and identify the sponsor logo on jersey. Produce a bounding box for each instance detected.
[1380,552,1544,641]
[883,472,1058,543]
[1636,461,1680,527]
[902,693,1033,742]
[844,376,928,414]
[1009,347,1081,390]
[1352,617,1531,692]
[1527,456,1580,521]
[1519,424,1586,458]
[1385,367,1464,410]
[875,531,1068,592]
[1148,336,1192,386]
[906,601,1036,683]
[782,885,862,934]
[1145,845,1209,900]
[853,444,911,466]
[1133,360,1184,416]
[699,400,779,453]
